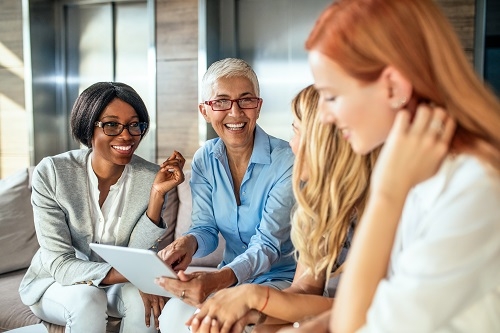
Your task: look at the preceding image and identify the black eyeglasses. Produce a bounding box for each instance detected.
[94,121,148,136]
[204,97,262,111]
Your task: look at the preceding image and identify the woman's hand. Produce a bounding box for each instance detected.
[138,291,167,330]
[189,309,261,333]
[157,235,197,271]
[186,284,258,333]
[152,150,186,196]
[371,104,455,201]
[147,150,186,224]
[155,270,211,307]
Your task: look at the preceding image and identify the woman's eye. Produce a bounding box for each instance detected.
[105,122,119,128]
[129,122,139,128]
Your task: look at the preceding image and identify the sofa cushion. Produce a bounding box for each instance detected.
[0,269,41,332]
[0,168,39,275]
[159,186,179,246]
[175,170,225,268]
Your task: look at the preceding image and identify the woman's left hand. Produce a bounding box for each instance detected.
[153,150,186,196]
[371,104,456,201]
[186,285,256,333]
[138,291,167,330]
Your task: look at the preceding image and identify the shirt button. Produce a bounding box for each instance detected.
[242,245,246,249]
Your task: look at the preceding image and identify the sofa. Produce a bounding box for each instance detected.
[0,167,224,333]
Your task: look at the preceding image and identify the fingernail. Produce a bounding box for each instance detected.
[203,316,211,324]
[191,318,199,325]
[212,319,217,326]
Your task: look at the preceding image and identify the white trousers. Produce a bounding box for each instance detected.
[30,282,158,333]
[158,280,292,333]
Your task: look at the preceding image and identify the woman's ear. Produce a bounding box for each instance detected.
[198,103,211,123]
[381,66,413,110]
[256,98,262,119]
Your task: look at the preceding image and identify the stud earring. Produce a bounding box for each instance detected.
[391,97,407,110]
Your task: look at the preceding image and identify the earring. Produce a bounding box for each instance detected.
[391,97,407,110]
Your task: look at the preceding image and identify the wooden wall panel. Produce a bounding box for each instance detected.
[436,0,476,62]
[156,59,200,164]
[156,0,199,165]
[156,0,198,60]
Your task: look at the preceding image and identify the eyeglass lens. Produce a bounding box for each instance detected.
[209,98,260,111]
[101,122,147,136]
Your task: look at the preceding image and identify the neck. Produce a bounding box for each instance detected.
[91,154,125,186]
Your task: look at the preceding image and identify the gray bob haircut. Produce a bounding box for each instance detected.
[201,58,260,101]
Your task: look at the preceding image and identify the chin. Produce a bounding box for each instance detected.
[350,140,374,156]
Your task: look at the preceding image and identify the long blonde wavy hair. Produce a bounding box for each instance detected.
[290,85,380,281]
[306,0,500,170]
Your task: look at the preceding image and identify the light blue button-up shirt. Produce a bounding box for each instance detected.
[187,125,297,285]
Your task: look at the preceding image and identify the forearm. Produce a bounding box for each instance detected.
[146,188,165,225]
[101,267,127,285]
[210,267,238,292]
[249,285,333,324]
[332,192,406,332]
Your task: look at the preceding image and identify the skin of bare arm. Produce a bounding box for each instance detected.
[277,310,331,333]
[187,261,333,333]
[146,150,186,224]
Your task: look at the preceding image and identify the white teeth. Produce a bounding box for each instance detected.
[225,123,244,129]
[113,145,132,151]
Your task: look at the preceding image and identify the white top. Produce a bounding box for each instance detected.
[88,154,132,244]
[359,155,500,333]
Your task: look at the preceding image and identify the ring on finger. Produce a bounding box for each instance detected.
[180,290,186,300]
[430,119,444,135]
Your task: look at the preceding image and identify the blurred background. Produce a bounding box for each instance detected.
[0,0,498,178]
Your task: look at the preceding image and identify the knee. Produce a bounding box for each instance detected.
[70,286,108,317]
[159,298,196,333]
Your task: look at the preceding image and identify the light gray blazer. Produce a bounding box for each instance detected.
[19,149,167,305]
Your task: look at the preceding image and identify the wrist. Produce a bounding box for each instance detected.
[256,312,267,325]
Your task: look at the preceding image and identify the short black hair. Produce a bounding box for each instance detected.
[70,82,150,147]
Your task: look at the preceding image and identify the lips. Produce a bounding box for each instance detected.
[112,144,134,154]
[225,122,246,131]
[341,128,350,140]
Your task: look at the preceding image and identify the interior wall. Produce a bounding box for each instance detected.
[0,0,29,178]
[156,0,199,166]
[0,0,482,177]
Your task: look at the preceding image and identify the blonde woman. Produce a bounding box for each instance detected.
[284,0,500,332]
[187,85,379,333]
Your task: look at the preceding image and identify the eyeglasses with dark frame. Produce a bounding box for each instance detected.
[204,97,262,111]
[94,121,148,136]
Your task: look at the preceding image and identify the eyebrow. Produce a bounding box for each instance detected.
[213,92,254,99]
[99,115,140,121]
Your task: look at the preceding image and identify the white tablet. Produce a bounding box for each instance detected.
[89,243,178,297]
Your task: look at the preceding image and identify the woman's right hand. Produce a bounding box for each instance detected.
[157,235,197,271]
[371,104,455,201]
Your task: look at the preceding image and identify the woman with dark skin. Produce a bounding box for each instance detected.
[19,82,185,332]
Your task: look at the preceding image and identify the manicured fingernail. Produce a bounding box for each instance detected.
[203,316,211,324]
